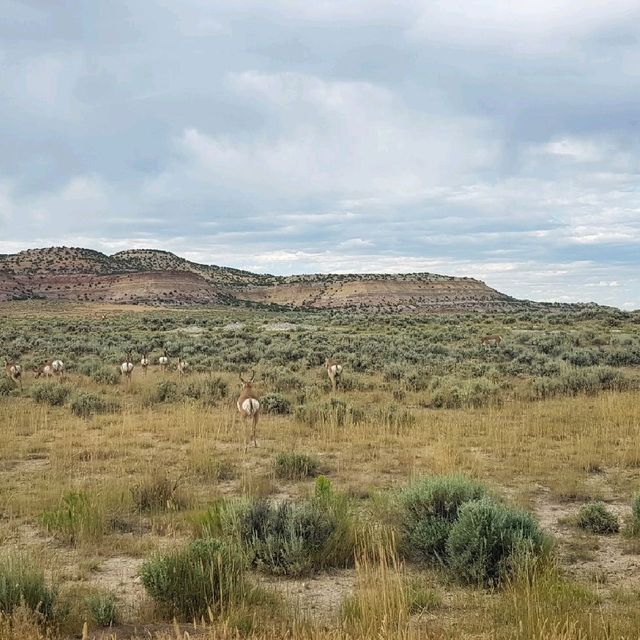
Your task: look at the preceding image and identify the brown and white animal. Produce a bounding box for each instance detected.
[120,352,134,384]
[158,350,169,372]
[237,370,260,448]
[177,358,189,376]
[36,359,65,379]
[5,362,22,389]
[140,353,149,376]
[480,335,502,346]
[325,358,343,392]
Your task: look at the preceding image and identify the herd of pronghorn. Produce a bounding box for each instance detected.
[3,352,347,448]
[3,336,501,446]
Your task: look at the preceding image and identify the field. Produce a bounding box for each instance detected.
[1,301,640,640]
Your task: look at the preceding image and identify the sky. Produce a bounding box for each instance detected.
[1,1,639,309]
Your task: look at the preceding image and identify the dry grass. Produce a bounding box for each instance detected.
[0,303,639,638]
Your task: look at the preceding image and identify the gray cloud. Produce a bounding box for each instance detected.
[0,1,639,308]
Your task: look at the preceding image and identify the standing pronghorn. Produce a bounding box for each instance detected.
[158,350,169,373]
[237,370,260,448]
[5,361,22,389]
[140,352,149,376]
[177,357,189,376]
[51,359,65,377]
[325,358,343,392]
[480,335,502,346]
[120,351,134,385]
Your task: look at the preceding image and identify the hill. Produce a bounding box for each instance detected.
[0,246,528,312]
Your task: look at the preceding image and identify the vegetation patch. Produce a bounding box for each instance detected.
[273,452,320,480]
[576,502,620,534]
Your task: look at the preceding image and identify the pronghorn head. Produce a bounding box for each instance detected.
[239,369,255,390]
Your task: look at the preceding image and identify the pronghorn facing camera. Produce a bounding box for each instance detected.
[177,358,189,376]
[140,352,149,375]
[325,358,343,392]
[158,350,169,372]
[237,370,260,448]
[120,351,134,384]
[480,335,502,346]
[5,362,22,389]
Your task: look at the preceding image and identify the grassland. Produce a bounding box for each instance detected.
[0,301,639,639]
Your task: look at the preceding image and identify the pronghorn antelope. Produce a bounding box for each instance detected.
[52,359,65,376]
[480,335,502,346]
[5,362,22,389]
[158,350,169,372]
[177,357,189,376]
[120,352,134,384]
[237,370,260,448]
[35,360,64,379]
[325,358,343,392]
[140,352,149,376]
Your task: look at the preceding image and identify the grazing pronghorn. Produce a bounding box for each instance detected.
[5,362,22,389]
[140,352,149,376]
[177,358,189,376]
[35,362,53,379]
[237,370,260,448]
[120,352,134,385]
[325,358,343,392]
[480,335,502,346]
[158,350,169,373]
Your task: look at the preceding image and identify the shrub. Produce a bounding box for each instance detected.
[576,502,620,534]
[182,377,228,405]
[260,393,291,415]
[86,592,118,626]
[295,399,365,428]
[143,380,178,405]
[69,392,114,418]
[90,367,120,385]
[240,478,355,576]
[0,379,14,397]
[40,491,105,545]
[140,538,247,619]
[0,554,57,621]
[274,452,320,480]
[397,475,486,563]
[30,382,71,406]
[131,475,185,513]
[630,494,640,535]
[446,498,547,586]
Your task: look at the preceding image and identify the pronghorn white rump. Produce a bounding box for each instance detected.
[325,358,343,391]
[5,363,22,388]
[52,360,64,375]
[237,370,260,448]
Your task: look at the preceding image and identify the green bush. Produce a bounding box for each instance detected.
[446,498,547,586]
[576,502,620,534]
[430,378,501,409]
[90,367,120,385]
[397,475,486,563]
[86,592,118,626]
[274,452,320,480]
[182,377,228,405]
[0,554,57,620]
[260,393,292,415]
[30,382,71,406]
[40,491,105,545]
[69,392,114,418]
[143,380,178,405]
[240,478,355,576]
[140,538,247,619]
[0,379,14,396]
[631,494,640,535]
[295,399,365,428]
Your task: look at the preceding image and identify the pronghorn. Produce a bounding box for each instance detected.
[35,362,53,379]
[480,335,502,346]
[5,362,22,389]
[325,358,343,392]
[52,359,65,377]
[140,352,149,376]
[120,351,134,384]
[158,350,169,373]
[237,370,260,448]
[177,357,189,376]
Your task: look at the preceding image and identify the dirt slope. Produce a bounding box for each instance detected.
[0,246,517,311]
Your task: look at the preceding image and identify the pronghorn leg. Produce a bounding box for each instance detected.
[252,414,258,447]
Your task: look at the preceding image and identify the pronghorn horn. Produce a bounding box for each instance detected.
[239,372,246,383]
[249,369,255,382]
